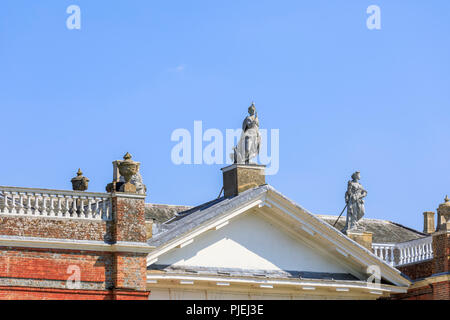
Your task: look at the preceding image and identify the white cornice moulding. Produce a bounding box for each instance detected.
[146,274,408,294]
[177,239,194,248]
[214,221,229,230]
[0,237,154,253]
[110,192,147,199]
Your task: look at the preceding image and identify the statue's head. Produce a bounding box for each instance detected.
[351,171,360,181]
[248,102,256,116]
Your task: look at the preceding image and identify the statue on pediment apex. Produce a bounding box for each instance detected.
[231,102,261,164]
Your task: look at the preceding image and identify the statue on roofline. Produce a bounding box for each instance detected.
[231,102,261,164]
[342,171,367,233]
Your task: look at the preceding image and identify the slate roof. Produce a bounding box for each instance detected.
[145,203,192,223]
[317,215,426,244]
[148,264,359,281]
[148,185,269,247]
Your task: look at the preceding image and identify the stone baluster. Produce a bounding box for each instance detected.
[18,193,25,214]
[49,195,56,217]
[43,194,49,216]
[106,199,114,220]
[94,199,100,219]
[404,247,408,264]
[56,196,62,217]
[410,246,414,263]
[1,192,6,214]
[25,193,33,215]
[10,192,17,214]
[86,197,93,219]
[3,191,10,214]
[383,247,389,264]
[428,242,433,259]
[71,196,78,217]
[102,200,107,220]
[63,196,70,217]
[33,194,40,215]
[389,247,394,266]
[420,244,425,260]
[79,197,85,218]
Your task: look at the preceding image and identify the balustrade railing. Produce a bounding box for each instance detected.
[396,236,433,266]
[372,236,433,267]
[372,243,396,266]
[0,186,112,221]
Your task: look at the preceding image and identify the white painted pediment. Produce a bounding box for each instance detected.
[148,187,410,287]
[157,211,349,274]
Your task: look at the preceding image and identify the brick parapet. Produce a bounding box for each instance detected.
[111,194,147,243]
[0,216,113,242]
[0,192,151,300]
[432,231,450,274]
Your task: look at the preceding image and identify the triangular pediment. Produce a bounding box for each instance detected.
[147,185,410,287]
[156,210,351,275]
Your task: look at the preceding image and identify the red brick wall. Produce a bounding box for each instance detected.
[0,247,113,290]
[0,286,112,300]
[0,286,148,300]
[0,216,113,242]
[0,194,150,300]
[390,284,433,300]
[0,246,150,299]
[432,280,450,300]
[432,232,450,274]
[392,232,449,300]
[397,260,433,280]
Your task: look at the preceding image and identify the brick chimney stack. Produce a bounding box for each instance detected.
[221,164,266,198]
[423,211,435,234]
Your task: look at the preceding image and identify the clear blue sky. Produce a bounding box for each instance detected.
[1,1,449,231]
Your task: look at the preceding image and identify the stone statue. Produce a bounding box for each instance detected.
[343,171,367,233]
[231,102,261,164]
[119,172,147,195]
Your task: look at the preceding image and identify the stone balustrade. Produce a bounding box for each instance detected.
[372,236,433,267]
[0,186,112,221]
[372,243,396,266]
[396,236,433,266]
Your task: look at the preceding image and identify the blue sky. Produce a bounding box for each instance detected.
[0,1,449,231]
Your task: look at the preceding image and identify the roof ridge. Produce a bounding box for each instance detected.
[389,221,427,236]
[145,203,193,208]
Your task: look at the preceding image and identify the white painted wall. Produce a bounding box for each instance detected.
[157,211,349,273]
[147,288,368,300]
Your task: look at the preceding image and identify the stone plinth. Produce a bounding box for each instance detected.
[347,231,373,251]
[221,164,266,198]
[437,196,450,231]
